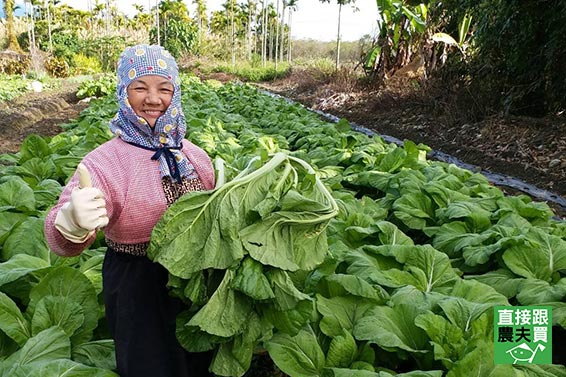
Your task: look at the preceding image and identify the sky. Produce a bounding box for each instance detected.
[24,0,378,42]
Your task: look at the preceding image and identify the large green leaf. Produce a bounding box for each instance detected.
[436,201,492,232]
[0,292,31,346]
[8,359,118,377]
[414,312,465,366]
[376,147,407,173]
[495,195,554,224]
[0,179,35,213]
[502,228,566,281]
[72,340,116,371]
[31,296,84,338]
[188,270,252,338]
[0,254,50,288]
[14,158,57,187]
[371,245,458,294]
[423,180,469,209]
[1,217,50,262]
[19,134,52,164]
[344,247,401,282]
[514,365,566,376]
[33,179,62,210]
[241,213,329,271]
[392,192,434,230]
[1,326,70,369]
[0,212,27,247]
[263,299,314,335]
[231,257,274,300]
[316,295,375,337]
[445,339,511,377]
[431,222,494,258]
[176,313,227,353]
[353,303,429,353]
[79,254,105,295]
[438,279,508,332]
[323,369,379,377]
[466,269,523,298]
[325,331,357,368]
[324,370,443,377]
[516,278,566,305]
[323,274,389,303]
[375,221,414,246]
[27,267,99,347]
[149,189,245,277]
[210,311,263,377]
[267,269,311,311]
[265,325,325,377]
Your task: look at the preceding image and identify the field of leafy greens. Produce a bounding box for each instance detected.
[0,75,565,376]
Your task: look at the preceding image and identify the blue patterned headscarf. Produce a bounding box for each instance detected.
[109,44,196,183]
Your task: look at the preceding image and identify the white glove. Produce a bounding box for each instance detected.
[54,163,109,243]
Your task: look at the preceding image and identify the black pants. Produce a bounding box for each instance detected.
[103,248,213,377]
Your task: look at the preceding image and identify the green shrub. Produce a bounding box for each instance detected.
[49,30,81,68]
[211,61,291,82]
[436,0,566,116]
[76,74,117,99]
[80,36,128,72]
[72,54,103,75]
[150,18,198,59]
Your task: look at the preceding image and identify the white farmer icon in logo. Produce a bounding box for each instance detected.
[506,343,545,364]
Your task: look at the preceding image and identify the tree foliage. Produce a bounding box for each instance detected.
[2,0,23,51]
[365,0,566,117]
[149,0,199,58]
[443,0,566,116]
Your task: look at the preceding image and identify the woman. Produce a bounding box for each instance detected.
[45,44,215,377]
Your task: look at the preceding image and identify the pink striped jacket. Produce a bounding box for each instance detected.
[45,137,214,256]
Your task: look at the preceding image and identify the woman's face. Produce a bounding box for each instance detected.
[126,75,174,128]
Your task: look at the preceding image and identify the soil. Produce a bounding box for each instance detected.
[0,79,89,154]
[1,71,565,218]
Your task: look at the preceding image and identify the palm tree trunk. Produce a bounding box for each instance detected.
[156,0,161,45]
[247,0,253,61]
[335,2,342,69]
[274,0,279,68]
[46,0,53,52]
[230,0,236,66]
[261,0,267,66]
[287,8,292,62]
[279,1,285,62]
[269,6,276,62]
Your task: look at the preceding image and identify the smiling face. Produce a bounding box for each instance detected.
[126,75,174,128]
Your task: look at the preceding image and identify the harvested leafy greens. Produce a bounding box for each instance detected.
[147,152,338,377]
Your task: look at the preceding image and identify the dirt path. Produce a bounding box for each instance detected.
[0,80,89,154]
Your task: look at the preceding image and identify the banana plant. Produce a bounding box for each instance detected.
[364,0,429,77]
[431,12,472,57]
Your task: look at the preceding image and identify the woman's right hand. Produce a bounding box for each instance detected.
[54,164,109,243]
